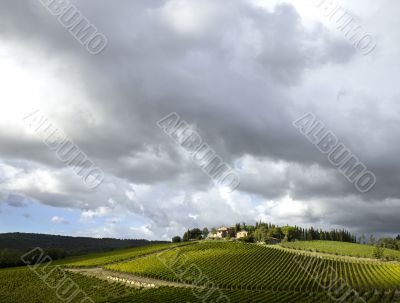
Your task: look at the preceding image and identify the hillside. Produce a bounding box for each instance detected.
[2,240,400,302]
[106,241,400,291]
[0,232,167,255]
[280,240,400,260]
[0,267,365,303]
[55,242,193,267]
[6,241,400,303]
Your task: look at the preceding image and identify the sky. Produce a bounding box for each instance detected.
[0,0,399,241]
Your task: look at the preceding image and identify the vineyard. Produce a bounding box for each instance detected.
[1,267,399,303]
[106,241,400,292]
[2,241,400,302]
[55,241,193,267]
[280,240,400,260]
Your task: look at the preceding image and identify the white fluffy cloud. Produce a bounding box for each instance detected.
[51,216,69,224]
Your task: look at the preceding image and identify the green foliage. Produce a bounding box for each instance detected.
[235,223,241,233]
[373,245,384,259]
[238,235,255,243]
[0,248,66,268]
[0,232,166,256]
[202,227,209,238]
[171,236,181,243]
[0,249,25,268]
[379,237,400,250]
[254,225,269,243]
[251,222,357,243]
[281,226,297,241]
[182,228,202,241]
[182,230,190,242]
[228,228,236,238]
[369,234,376,245]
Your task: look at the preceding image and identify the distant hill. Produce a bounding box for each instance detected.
[0,232,167,254]
[0,232,168,268]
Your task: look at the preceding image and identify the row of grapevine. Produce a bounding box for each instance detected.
[280,240,400,260]
[2,265,400,302]
[106,241,400,292]
[0,266,342,303]
[0,267,137,303]
[55,241,195,267]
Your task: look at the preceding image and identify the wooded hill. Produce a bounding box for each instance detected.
[0,232,168,268]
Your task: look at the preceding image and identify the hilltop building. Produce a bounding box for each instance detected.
[216,226,230,238]
[209,226,232,239]
[236,230,248,239]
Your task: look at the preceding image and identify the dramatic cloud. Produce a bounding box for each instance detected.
[0,0,398,239]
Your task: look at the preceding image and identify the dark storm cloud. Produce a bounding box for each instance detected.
[1,0,348,178]
[0,0,398,236]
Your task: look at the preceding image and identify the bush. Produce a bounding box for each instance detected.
[373,245,384,259]
[172,236,181,243]
[239,235,255,243]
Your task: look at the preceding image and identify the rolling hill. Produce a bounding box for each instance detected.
[106,241,400,291]
[1,240,400,302]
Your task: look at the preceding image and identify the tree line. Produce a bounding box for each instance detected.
[174,221,358,244]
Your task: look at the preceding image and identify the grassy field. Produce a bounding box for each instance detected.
[55,242,192,267]
[280,240,400,260]
[106,241,400,292]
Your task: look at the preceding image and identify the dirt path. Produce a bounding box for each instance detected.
[64,243,201,289]
[66,267,193,289]
[63,243,202,289]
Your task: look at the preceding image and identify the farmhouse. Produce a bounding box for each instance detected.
[216,226,230,238]
[209,226,231,239]
[236,230,248,239]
